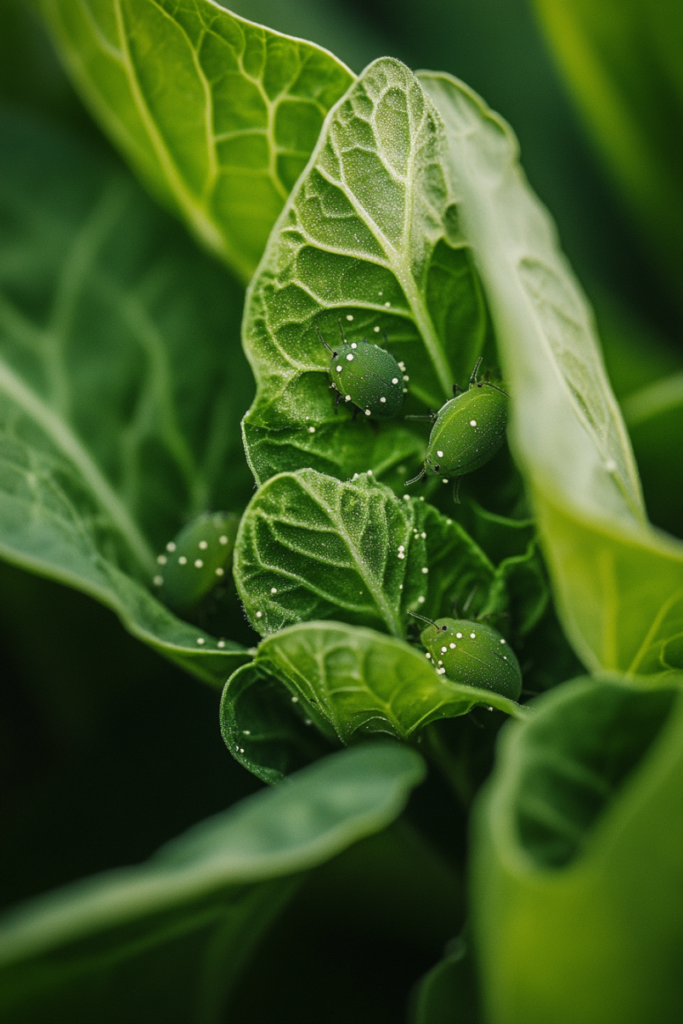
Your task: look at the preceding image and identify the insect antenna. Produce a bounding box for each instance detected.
[404,467,426,486]
[408,611,438,628]
[316,326,334,355]
[469,356,483,387]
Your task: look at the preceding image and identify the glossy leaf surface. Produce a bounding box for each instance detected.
[0,743,425,1023]
[421,72,683,678]
[233,468,499,639]
[471,675,683,1024]
[38,0,354,282]
[0,112,252,684]
[242,56,489,484]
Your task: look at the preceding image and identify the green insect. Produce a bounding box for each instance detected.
[406,358,508,485]
[412,613,522,701]
[153,512,239,614]
[318,326,406,419]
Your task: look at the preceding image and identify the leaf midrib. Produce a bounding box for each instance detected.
[0,357,155,575]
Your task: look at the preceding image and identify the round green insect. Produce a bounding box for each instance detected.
[416,614,522,701]
[318,327,406,419]
[406,358,508,484]
[153,512,239,614]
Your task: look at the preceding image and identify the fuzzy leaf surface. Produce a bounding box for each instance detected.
[0,111,253,684]
[38,0,354,282]
[246,620,527,746]
[421,73,683,678]
[242,56,489,484]
[233,468,499,639]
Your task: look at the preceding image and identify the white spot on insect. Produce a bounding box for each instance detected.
[392,377,399,384]
[470,632,476,639]
[308,426,316,433]
[418,596,425,603]
[399,584,403,590]
[503,656,508,660]
[439,667,447,675]
[441,646,447,654]
[219,535,228,545]
[500,639,506,644]
[425,651,431,659]
[367,469,373,475]
[166,542,176,552]
[403,494,410,500]
[379,291,383,296]
[291,696,299,703]
[384,301,391,307]
[346,353,354,361]
[436,450,444,458]
[153,575,163,586]
[271,587,278,594]
[157,554,167,565]
[351,342,357,348]
[403,375,409,382]
[256,611,263,618]
[243,729,251,735]
[347,315,354,322]
[442,478,449,484]
[365,409,371,416]
[178,556,187,565]
[470,419,477,427]
[353,473,359,480]
[374,326,380,332]
[218,640,226,648]
[304,719,312,726]
[403,388,408,393]
[398,544,405,552]
[421,532,426,539]
[196,637,205,645]
[345,394,352,401]
[380,396,386,403]
[194,559,203,568]
[438,659,443,666]
[456,632,463,639]
[199,540,208,550]
[422,567,429,574]
[215,567,224,577]
[336,365,343,372]
[398,551,405,560]
[449,642,456,649]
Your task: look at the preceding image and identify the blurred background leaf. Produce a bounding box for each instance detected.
[0,743,425,1023]
[533,0,683,303]
[471,676,683,1024]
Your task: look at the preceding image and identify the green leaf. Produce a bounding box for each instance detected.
[38,0,355,283]
[219,659,337,783]
[0,742,425,1024]
[421,73,683,678]
[532,0,683,295]
[0,110,254,685]
[231,620,527,749]
[233,468,499,639]
[471,675,683,1024]
[242,56,489,485]
[410,935,482,1024]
